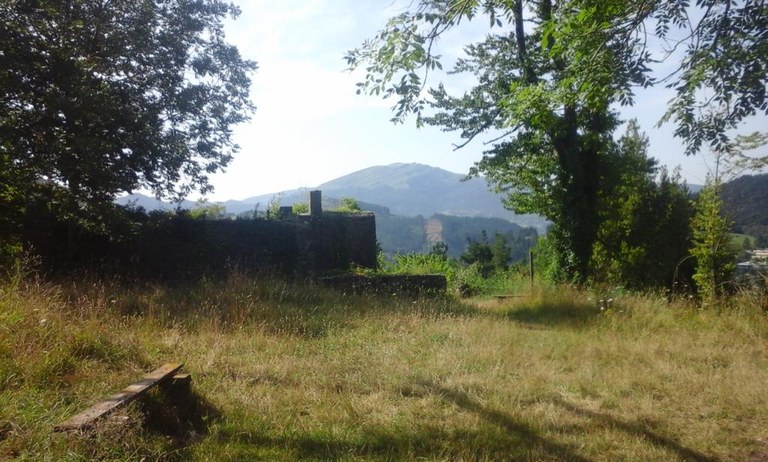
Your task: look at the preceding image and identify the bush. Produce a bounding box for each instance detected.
[383,253,455,278]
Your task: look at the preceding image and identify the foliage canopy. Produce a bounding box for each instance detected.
[0,0,255,219]
[347,0,767,284]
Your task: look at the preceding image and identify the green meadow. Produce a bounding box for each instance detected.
[1,272,766,461]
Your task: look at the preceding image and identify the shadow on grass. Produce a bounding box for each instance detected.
[117,278,481,340]
[199,380,593,461]
[141,387,222,445]
[550,397,720,462]
[53,389,222,462]
[504,300,601,329]
[251,293,481,340]
[415,380,593,462]
[205,421,589,462]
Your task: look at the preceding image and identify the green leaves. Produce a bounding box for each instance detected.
[0,0,256,228]
[690,178,737,303]
[591,121,693,289]
[346,13,442,124]
[350,0,766,286]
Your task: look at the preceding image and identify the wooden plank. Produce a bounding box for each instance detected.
[55,363,183,431]
[170,373,192,385]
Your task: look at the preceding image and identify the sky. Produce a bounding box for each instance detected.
[204,0,765,202]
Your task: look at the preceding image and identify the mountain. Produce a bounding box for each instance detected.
[319,163,506,217]
[376,213,539,258]
[722,173,768,226]
[115,193,197,211]
[721,173,768,246]
[240,163,547,231]
[116,163,548,231]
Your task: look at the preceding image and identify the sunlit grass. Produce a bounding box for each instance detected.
[1,272,766,461]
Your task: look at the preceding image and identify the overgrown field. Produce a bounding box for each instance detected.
[1,271,767,461]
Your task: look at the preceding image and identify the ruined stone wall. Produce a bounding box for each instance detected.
[296,212,378,274]
[26,190,378,279]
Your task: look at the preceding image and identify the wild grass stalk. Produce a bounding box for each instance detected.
[1,270,766,461]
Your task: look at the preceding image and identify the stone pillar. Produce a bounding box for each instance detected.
[310,190,322,218]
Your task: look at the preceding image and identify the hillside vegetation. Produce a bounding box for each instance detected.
[722,174,768,246]
[1,271,767,461]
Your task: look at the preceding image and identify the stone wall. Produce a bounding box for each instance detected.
[294,191,378,274]
[297,213,378,274]
[25,190,378,279]
[316,274,447,295]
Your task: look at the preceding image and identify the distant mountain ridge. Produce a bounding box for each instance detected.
[245,163,548,231]
[119,163,548,231]
[115,194,197,211]
[318,163,507,217]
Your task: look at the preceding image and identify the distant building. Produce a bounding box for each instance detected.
[736,249,768,275]
[751,249,768,264]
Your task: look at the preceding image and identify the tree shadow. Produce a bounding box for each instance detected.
[413,379,593,462]
[159,382,720,461]
[550,396,720,462]
[504,300,601,328]
[189,379,594,461]
[204,421,587,461]
[56,387,223,461]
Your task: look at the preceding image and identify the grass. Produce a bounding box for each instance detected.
[1,271,767,461]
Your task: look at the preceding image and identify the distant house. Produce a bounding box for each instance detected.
[751,249,768,263]
[736,249,768,275]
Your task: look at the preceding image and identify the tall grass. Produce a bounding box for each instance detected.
[1,269,766,461]
[379,252,533,296]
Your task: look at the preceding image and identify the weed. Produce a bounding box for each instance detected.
[1,271,766,461]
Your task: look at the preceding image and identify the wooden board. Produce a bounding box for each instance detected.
[55,363,183,431]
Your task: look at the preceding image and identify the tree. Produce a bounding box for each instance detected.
[460,230,512,276]
[428,241,449,259]
[688,127,766,302]
[347,0,767,284]
[266,193,284,220]
[189,202,227,220]
[292,202,310,215]
[0,0,255,230]
[690,177,736,303]
[347,0,630,284]
[334,197,363,213]
[491,232,512,272]
[460,230,494,277]
[591,120,693,289]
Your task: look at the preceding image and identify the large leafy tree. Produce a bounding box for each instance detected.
[347,0,767,284]
[347,1,647,283]
[0,0,255,227]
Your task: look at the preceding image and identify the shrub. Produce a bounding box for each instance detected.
[387,253,455,278]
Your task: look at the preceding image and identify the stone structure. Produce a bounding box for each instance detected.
[26,190,378,279]
[295,190,378,274]
[317,274,447,296]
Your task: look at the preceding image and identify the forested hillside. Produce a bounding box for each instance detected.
[722,174,768,246]
[376,213,538,259]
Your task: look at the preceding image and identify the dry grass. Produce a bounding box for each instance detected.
[1,272,767,461]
